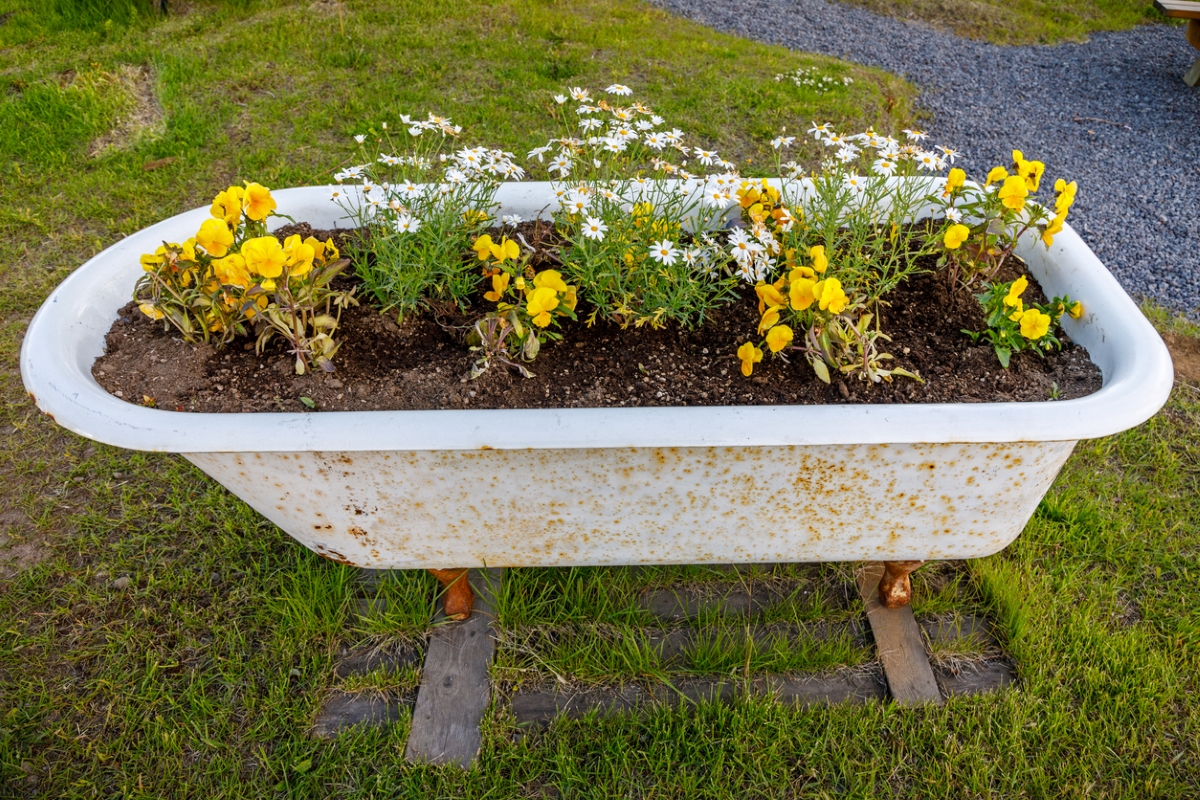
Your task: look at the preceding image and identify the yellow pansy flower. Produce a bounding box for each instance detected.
[1012,150,1045,192]
[241,236,286,278]
[562,286,578,312]
[283,234,315,279]
[140,246,168,272]
[813,278,848,314]
[737,341,763,377]
[755,282,786,313]
[484,272,510,303]
[526,286,559,327]
[180,238,198,262]
[1004,276,1028,308]
[1042,212,1067,247]
[305,236,327,263]
[196,218,234,257]
[323,238,339,262]
[789,266,816,283]
[758,306,781,334]
[789,277,816,311]
[765,324,794,353]
[997,176,1028,212]
[943,167,965,196]
[1019,308,1051,340]
[985,166,1009,187]
[943,224,970,250]
[138,302,164,320]
[210,186,244,227]
[242,182,276,222]
[809,245,828,273]
[533,270,568,293]
[1069,301,1083,319]
[213,253,251,288]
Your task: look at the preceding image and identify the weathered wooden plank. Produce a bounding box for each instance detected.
[404,568,503,768]
[1186,57,1200,87]
[312,692,414,738]
[511,673,886,728]
[857,563,943,706]
[1154,0,1200,19]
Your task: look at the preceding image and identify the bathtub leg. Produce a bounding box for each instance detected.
[878,560,923,609]
[429,569,474,621]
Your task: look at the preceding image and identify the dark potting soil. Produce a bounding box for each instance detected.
[92,221,1103,413]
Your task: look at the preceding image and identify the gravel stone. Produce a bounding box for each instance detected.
[652,0,1200,316]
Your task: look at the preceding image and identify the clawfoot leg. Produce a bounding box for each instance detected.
[878,560,923,609]
[428,568,474,621]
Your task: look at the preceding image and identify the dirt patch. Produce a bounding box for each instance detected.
[0,509,50,580]
[93,222,1103,413]
[88,65,165,157]
[1162,332,1200,386]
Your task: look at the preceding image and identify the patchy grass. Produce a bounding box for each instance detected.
[838,0,1171,45]
[1,0,1198,796]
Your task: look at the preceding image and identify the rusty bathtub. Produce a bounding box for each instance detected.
[20,183,1174,608]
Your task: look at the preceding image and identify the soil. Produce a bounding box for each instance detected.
[93,222,1103,413]
[1162,332,1200,386]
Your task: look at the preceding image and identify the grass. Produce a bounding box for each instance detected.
[0,0,1197,796]
[837,0,1173,44]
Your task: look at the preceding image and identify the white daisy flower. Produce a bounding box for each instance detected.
[328,186,347,202]
[395,214,420,233]
[554,94,568,104]
[602,137,627,153]
[650,115,665,126]
[354,134,366,144]
[937,146,961,163]
[398,180,422,199]
[502,214,524,226]
[903,128,928,141]
[582,217,608,241]
[873,158,897,176]
[564,191,590,214]
[808,121,833,139]
[579,118,604,132]
[378,153,400,166]
[835,146,859,164]
[649,239,679,266]
[569,87,591,101]
[704,188,732,209]
[944,206,963,223]
[643,132,666,150]
[844,174,867,194]
[635,120,654,131]
[771,136,796,150]
[606,83,633,96]
[527,145,552,162]
[727,227,764,263]
[916,151,943,171]
[549,155,573,176]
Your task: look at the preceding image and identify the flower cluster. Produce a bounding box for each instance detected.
[964,276,1082,367]
[135,183,356,373]
[774,66,854,92]
[936,149,1078,289]
[333,114,523,319]
[466,234,578,378]
[524,85,743,329]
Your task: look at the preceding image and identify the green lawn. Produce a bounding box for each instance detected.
[1,0,1198,797]
[837,0,1170,44]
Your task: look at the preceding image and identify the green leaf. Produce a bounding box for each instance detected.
[292,758,312,774]
[996,347,1011,369]
[299,396,316,409]
[811,358,831,384]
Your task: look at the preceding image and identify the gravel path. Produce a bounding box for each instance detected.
[653,0,1200,316]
